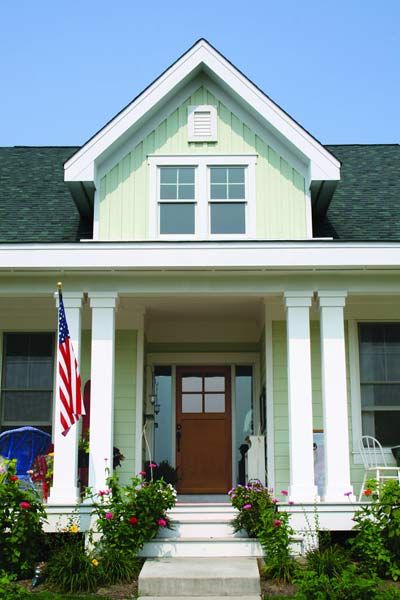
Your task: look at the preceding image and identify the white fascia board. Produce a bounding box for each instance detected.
[64,40,340,184]
[1,241,400,271]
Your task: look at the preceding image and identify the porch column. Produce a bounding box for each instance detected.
[284,291,318,502]
[88,292,118,493]
[318,291,354,501]
[48,292,83,505]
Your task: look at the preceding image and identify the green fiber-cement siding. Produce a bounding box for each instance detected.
[80,330,137,487]
[99,83,306,240]
[272,321,358,495]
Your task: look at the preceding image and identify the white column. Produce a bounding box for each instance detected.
[135,310,145,474]
[48,292,83,505]
[284,291,318,502]
[88,292,118,493]
[318,291,354,501]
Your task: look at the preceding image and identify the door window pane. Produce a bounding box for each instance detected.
[154,366,172,465]
[160,203,195,234]
[210,203,246,234]
[182,376,202,392]
[182,394,202,413]
[235,366,253,485]
[204,393,225,412]
[204,376,225,392]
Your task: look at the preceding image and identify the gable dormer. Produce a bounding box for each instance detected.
[64,39,340,241]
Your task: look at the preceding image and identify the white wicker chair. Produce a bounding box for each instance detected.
[358,435,400,500]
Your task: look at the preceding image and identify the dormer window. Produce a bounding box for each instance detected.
[148,155,256,239]
[188,105,217,142]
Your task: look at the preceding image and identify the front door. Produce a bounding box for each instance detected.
[176,366,232,494]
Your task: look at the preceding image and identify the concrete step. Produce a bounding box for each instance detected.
[140,537,263,558]
[138,557,261,597]
[158,519,246,539]
[138,596,261,599]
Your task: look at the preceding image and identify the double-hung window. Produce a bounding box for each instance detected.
[358,323,400,446]
[150,155,256,239]
[1,333,54,432]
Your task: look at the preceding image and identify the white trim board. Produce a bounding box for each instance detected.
[64,40,340,184]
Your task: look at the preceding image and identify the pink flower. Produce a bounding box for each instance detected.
[149,462,157,468]
[280,490,288,496]
[105,511,113,520]
[288,501,295,505]
[98,489,110,497]
[243,503,252,510]
[19,501,30,509]
[139,470,146,476]
[272,498,278,504]
[273,519,282,527]
[157,518,167,527]
[344,491,352,497]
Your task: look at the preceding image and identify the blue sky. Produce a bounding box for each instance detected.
[1,0,399,146]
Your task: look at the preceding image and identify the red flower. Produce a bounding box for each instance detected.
[129,516,138,525]
[157,518,167,527]
[273,519,282,527]
[139,471,146,476]
[9,475,18,482]
[19,501,31,510]
[363,488,373,496]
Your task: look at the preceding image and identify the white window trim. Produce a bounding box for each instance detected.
[348,319,398,465]
[188,104,217,142]
[148,154,257,240]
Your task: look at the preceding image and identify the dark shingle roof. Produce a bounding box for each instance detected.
[314,144,400,240]
[0,144,399,243]
[0,146,92,243]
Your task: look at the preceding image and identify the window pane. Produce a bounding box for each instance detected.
[361,384,400,407]
[182,394,202,413]
[160,167,177,184]
[360,353,385,382]
[204,393,225,412]
[204,376,225,392]
[228,183,245,199]
[160,203,195,234]
[210,167,227,184]
[182,376,202,392]
[178,184,195,200]
[154,366,172,465]
[178,167,195,184]
[372,411,400,446]
[210,203,245,234]
[4,357,29,388]
[2,391,52,423]
[160,184,177,200]
[228,167,245,184]
[210,184,227,200]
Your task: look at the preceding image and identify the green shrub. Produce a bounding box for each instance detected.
[90,472,176,556]
[0,571,30,600]
[296,565,380,600]
[0,459,46,577]
[306,544,349,578]
[350,479,400,580]
[230,480,275,537]
[45,533,98,593]
[96,548,141,585]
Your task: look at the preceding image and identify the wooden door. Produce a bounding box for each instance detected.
[176,366,232,494]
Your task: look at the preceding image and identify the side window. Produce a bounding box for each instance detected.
[209,166,246,234]
[358,323,400,446]
[159,167,196,235]
[1,333,54,432]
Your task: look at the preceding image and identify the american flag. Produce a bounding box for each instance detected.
[58,291,84,436]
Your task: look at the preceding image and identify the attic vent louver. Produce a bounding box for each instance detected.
[188,105,217,142]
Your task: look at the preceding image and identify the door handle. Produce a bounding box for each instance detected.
[176,425,182,452]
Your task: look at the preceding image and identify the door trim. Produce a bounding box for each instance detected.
[146,352,261,487]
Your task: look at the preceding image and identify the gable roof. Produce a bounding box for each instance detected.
[314,144,400,240]
[64,39,340,184]
[0,146,92,243]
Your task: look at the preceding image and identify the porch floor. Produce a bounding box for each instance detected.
[177,494,229,504]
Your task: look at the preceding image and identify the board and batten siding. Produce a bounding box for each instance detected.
[271,321,361,496]
[80,330,137,486]
[99,85,306,241]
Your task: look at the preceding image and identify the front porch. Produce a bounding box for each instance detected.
[1,275,400,540]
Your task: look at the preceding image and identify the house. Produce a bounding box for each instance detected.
[1,39,400,551]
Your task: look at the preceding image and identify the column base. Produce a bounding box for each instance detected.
[47,486,80,506]
[289,484,320,503]
[323,486,355,503]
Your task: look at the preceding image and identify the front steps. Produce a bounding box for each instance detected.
[140,502,263,558]
[138,557,261,599]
